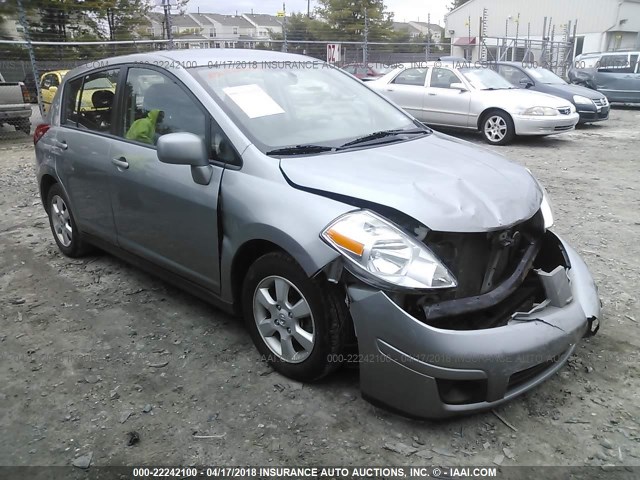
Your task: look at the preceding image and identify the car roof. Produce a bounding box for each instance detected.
[62,49,319,81]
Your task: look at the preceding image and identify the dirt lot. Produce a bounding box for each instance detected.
[1,109,639,474]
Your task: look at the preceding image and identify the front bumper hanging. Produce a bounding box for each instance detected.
[346,232,601,418]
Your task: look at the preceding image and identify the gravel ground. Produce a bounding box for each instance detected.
[0,108,639,473]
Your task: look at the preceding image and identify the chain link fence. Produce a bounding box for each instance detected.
[0,36,454,141]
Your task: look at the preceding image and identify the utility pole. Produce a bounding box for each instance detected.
[363,6,369,65]
[282,2,288,52]
[307,0,311,18]
[163,0,174,49]
[425,12,431,61]
[17,0,42,116]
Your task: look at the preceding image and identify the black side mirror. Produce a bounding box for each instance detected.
[519,78,534,88]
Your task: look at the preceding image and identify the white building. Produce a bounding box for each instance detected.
[445,0,640,60]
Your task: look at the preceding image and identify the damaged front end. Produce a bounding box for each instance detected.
[328,209,601,418]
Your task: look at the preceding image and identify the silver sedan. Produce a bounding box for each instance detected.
[368,62,580,145]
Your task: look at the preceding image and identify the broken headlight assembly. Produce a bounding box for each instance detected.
[526,169,554,230]
[321,210,457,291]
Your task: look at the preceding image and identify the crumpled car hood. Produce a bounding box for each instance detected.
[279,132,542,232]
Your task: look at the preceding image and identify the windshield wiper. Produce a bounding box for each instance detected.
[266,144,334,156]
[338,128,429,149]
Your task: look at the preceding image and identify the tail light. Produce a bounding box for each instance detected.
[34,123,50,145]
[19,82,30,103]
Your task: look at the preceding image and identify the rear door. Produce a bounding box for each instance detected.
[55,68,121,244]
[423,67,472,127]
[380,68,428,121]
[108,66,227,292]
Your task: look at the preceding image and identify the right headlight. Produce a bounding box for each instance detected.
[573,95,594,105]
[321,210,457,291]
[522,106,558,116]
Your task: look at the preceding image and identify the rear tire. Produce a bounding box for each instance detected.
[242,252,350,382]
[46,184,91,257]
[481,110,515,145]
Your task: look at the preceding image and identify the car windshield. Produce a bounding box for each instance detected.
[524,67,567,85]
[459,68,514,90]
[191,62,418,153]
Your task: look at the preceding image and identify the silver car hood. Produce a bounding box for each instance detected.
[279,132,542,232]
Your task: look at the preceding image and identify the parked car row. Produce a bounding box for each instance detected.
[33,49,601,419]
[367,62,583,145]
[343,52,639,145]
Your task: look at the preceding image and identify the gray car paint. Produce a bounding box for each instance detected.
[348,233,600,418]
[569,52,640,103]
[34,49,600,418]
[280,131,542,232]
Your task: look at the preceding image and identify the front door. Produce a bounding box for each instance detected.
[423,67,472,127]
[108,66,224,292]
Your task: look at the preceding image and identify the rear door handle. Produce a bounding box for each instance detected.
[111,157,129,169]
[54,140,68,150]
[385,88,395,92]
[428,93,437,96]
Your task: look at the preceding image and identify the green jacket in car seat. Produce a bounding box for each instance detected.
[125,109,162,144]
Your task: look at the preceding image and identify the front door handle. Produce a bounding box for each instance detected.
[111,157,129,169]
[428,93,437,96]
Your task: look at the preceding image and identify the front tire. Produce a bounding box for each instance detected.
[242,252,350,382]
[481,110,515,145]
[46,184,90,257]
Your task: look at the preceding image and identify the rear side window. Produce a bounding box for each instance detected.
[61,69,119,132]
[392,68,427,86]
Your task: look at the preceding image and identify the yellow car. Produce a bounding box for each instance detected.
[40,69,116,115]
[40,70,68,114]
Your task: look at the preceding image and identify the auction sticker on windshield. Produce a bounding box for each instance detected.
[223,84,285,118]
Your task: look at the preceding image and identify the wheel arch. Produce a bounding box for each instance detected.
[40,174,58,213]
[229,239,285,314]
[477,107,513,131]
[222,226,341,311]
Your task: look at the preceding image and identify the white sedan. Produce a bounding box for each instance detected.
[368,62,579,145]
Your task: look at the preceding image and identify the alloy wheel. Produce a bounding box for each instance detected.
[51,195,73,247]
[484,115,508,143]
[252,275,315,363]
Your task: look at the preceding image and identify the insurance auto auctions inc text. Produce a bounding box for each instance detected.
[247,466,498,477]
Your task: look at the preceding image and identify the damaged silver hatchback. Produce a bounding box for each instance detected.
[34,50,601,418]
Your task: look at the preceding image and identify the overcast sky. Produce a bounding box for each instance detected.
[185,0,451,25]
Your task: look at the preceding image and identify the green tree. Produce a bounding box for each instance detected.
[315,0,394,41]
[77,0,152,40]
[449,0,472,10]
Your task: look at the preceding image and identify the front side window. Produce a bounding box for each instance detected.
[119,67,206,146]
[523,67,566,85]
[392,68,427,86]
[191,63,416,153]
[429,68,461,89]
[61,69,119,132]
[598,54,635,73]
[499,65,531,85]
[459,68,514,90]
